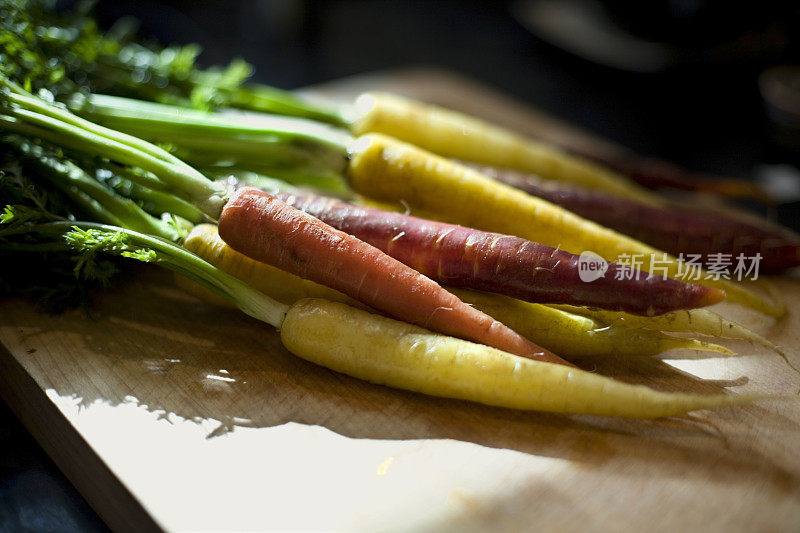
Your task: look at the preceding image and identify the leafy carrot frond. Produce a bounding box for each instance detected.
[0,204,52,226]
[64,226,158,281]
[60,222,289,327]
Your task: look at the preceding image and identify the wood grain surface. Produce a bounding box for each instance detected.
[1,70,799,532]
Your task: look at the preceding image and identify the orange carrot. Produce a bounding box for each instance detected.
[218,187,569,366]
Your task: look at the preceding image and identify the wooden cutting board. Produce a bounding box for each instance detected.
[1,69,799,532]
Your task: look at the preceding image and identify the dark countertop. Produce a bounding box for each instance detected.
[2,1,798,530]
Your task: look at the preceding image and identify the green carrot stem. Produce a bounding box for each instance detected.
[100,168,204,223]
[33,220,289,328]
[227,84,347,126]
[7,138,180,240]
[91,161,171,192]
[0,110,227,218]
[81,94,350,152]
[152,135,342,170]
[3,85,185,167]
[77,94,350,178]
[204,170,303,195]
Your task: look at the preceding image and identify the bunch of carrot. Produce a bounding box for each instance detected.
[69,84,794,310]
[2,10,793,419]
[76,94,783,316]
[66,92,785,319]
[348,92,800,275]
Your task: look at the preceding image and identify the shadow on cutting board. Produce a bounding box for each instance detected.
[6,268,800,498]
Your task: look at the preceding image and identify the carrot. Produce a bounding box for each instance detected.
[551,304,784,355]
[274,192,724,316]
[282,298,764,418]
[166,275,763,416]
[217,187,568,365]
[584,151,774,203]
[180,224,730,359]
[184,223,361,307]
[346,134,784,317]
[472,163,800,274]
[447,289,733,358]
[348,92,659,204]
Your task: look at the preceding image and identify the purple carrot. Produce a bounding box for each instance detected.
[273,192,725,316]
[588,152,774,203]
[469,163,800,274]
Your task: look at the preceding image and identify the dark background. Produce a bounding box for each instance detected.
[2,1,799,530]
[86,0,800,174]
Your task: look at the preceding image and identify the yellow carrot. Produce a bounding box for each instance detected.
[348,92,658,203]
[551,304,783,354]
[450,289,732,358]
[346,133,783,317]
[282,298,762,418]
